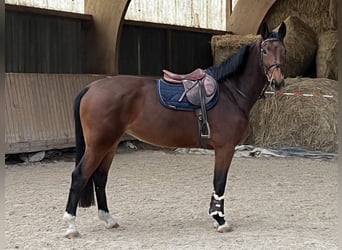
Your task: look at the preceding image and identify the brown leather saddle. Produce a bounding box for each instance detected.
[162,68,218,145]
[162,68,217,106]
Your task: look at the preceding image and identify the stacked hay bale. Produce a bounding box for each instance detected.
[211,0,338,153]
[264,0,335,35]
[249,78,337,153]
[263,0,338,80]
[329,0,337,30]
[211,34,259,66]
[212,16,318,78]
[316,31,338,80]
[274,16,317,77]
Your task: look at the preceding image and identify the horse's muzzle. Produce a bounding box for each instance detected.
[270,79,284,91]
[267,65,285,91]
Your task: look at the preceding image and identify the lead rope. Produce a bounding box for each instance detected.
[258,82,270,99]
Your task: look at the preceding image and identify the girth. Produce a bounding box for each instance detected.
[162,68,218,148]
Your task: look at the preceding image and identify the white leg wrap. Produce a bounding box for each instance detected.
[209,192,225,217]
[209,210,225,217]
[63,212,79,238]
[213,193,224,201]
[98,210,119,229]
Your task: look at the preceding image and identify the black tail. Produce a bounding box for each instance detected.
[74,87,95,207]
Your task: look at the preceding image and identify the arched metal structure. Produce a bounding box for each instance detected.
[84,0,131,74]
[227,0,276,35]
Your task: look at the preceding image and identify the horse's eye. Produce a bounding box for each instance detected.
[262,49,267,55]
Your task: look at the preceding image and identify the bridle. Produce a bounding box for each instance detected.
[259,37,285,98]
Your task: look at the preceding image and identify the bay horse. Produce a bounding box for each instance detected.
[63,22,287,237]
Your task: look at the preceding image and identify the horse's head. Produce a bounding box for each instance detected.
[259,22,287,91]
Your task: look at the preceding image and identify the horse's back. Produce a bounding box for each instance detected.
[88,75,156,93]
[83,75,155,108]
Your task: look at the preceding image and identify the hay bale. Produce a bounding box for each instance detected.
[275,16,317,77]
[329,0,337,29]
[264,0,333,34]
[211,34,259,66]
[212,16,317,77]
[316,31,338,80]
[248,77,337,153]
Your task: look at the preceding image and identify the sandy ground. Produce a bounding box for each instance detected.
[5,147,337,250]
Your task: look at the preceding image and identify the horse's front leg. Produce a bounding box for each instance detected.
[209,146,235,233]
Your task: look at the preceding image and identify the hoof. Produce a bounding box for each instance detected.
[98,210,119,229]
[216,222,233,233]
[105,222,120,229]
[64,229,80,239]
[63,212,79,238]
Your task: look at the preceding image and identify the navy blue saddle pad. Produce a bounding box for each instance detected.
[157,79,219,111]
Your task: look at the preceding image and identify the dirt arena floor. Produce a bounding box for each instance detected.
[5,146,337,249]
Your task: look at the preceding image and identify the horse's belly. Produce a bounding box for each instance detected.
[126,117,200,149]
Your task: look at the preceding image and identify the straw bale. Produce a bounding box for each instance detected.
[329,0,337,29]
[212,16,317,77]
[316,31,338,80]
[248,77,337,153]
[264,0,333,34]
[275,16,317,77]
[211,34,259,66]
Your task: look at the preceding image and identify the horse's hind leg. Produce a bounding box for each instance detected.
[93,148,120,229]
[63,148,105,238]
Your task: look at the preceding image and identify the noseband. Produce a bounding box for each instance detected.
[264,63,284,84]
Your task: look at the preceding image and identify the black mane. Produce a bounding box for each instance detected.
[206,44,250,83]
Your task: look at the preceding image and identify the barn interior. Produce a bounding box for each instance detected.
[4,0,338,159]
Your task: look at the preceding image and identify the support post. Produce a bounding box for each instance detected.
[84,0,131,74]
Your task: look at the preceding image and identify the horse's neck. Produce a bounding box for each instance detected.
[228,43,266,114]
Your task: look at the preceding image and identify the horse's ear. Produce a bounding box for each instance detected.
[259,22,270,40]
[278,22,286,41]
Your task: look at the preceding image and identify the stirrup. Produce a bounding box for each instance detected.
[200,121,211,139]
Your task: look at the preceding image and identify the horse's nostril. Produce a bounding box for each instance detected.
[271,79,284,91]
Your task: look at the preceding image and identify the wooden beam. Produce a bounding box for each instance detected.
[226,0,276,35]
[226,0,232,18]
[226,0,232,31]
[84,0,131,74]
[123,20,227,35]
